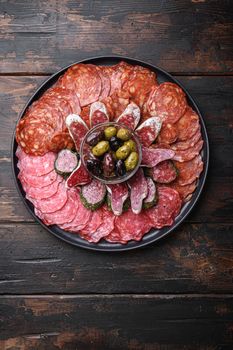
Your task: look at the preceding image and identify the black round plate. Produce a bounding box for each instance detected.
[12,56,209,251]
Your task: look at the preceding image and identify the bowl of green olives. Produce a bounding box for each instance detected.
[80,122,142,184]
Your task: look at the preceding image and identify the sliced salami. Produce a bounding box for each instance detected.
[141,146,175,167]
[80,179,106,210]
[175,155,204,186]
[89,101,109,127]
[19,169,58,188]
[171,128,201,151]
[96,66,111,100]
[135,117,162,146]
[60,194,92,231]
[116,102,141,130]
[149,160,177,183]
[143,177,157,209]
[21,176,62,200]
[146,187,182,228]
[115,209,152,241]
[163,181,197,202]
[66,160,92,188]
[173,139,203,162]
[110,89,130,118]
[106,183,129,216]
[176,107,200,141]
[127,168,148,214]
[35,188,78,225]
[50,131,74,152]
[19,152,56,176]
[105,228,128,244]
[66,114,89,151]
[43,86,81,115]
[157,123,178,144]
[84,206,115,243]
[31,181,68,214]
[59,64,102,106]
[147,82,187,124]
[80,210,103,237]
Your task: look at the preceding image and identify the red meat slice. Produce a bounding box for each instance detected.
[146,187,182,229]
[106,183,129,216]
[89,101,109,127]
[19,169,58,188]
[141,146,175,167]
[162,181,197,203]
[171,128,201,151]
[127,168,148,214]
[66,114,89,151]
[175,107,200,141]
[96,66,111,99]
[20,175,62,200]
[115,209,152,242]
[66,161,92,188]
[175,155,204,186]
[80,210,103,238]
[157,123,178,144]
[30,181,68,214]
[173,139,203,162]
[19,151,56,176]
[35,188,79,225]
[105,228,128,244]
[135,117,162,147]
[147,82,187,124]
[116,102,141,130]
[149,160,177,184]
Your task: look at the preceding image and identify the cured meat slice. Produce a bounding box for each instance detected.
[16,123,54,156]
[58,64,102,106]
[103,62,132,95]
[96,66,111,100]
[21,176,62,200]
[123,65,157,107]
[54,149,78,176]
[175,155,204,186]
[176,107,200,141]
[110,89,130,118]
[80,179,106,210]
[147,82,187,124]
[35,188,78,225]
[173,139,203,162]
[135,117,162,147]
[60,194,92,231]
[80,210,103,237]
[116,102,141,130]
[171,128,201,151]
[66,160,92,188]
[84,206,115,243]
[19,152,56,176]
[146,187,182,229]
[149,160,177,183]
[157,123,178,144]
[19,169,58,188]
[143,177,157,209]
[16,146,27,160]
[50,131,74,152]
[80,106,91,128]
[66,114,89,151]
[127,168,148,214]
[31,181,68,214]
[141,146,175,167]
[105,228,128,244]
[163,181,197,202]
[106,183,129,216]
[89,101,109,127]
[115,209,152,241]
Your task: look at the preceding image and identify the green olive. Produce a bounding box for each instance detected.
[124,139,137,152]
[115,144,131,160]
[117,128,131,141]
[92,141,109,157]
[124,151,139,171]
[104,126,117,140]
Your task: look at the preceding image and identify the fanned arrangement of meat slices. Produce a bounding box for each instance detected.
[15,61,204,244]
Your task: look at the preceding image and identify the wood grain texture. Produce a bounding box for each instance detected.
[0,0,232,74]
[0,295,232,349]
[0,223,232,294]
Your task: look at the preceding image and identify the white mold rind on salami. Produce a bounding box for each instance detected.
[141,146,175,167]
[116,102,141,129]
[127,168,148,214]
[106,183,129,216]
[135,117,162,146]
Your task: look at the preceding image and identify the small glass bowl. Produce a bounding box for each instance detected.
[80,122,142,184]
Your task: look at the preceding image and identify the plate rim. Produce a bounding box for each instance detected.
[11,55,209,252]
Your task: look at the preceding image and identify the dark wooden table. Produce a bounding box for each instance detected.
[0,1,233,349]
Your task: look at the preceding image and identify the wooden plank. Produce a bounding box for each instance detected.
[0,223,232,294]
[0,1,232,73]
[0,295,232,349]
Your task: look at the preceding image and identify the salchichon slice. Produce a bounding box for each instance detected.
[54,149,79,176]
[80,178,106,211]
[141,146,175,167]
[143,177,157,209]
[106,183,129,216]
[66,160,92,187]
[116,102,141,130]
[127,168,148,214]
[149,160,178,184]
[66,114,89,151]
[89,101,109,127]
[135,117,162,146]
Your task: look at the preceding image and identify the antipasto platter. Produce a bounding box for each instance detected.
[12,56,209,251]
